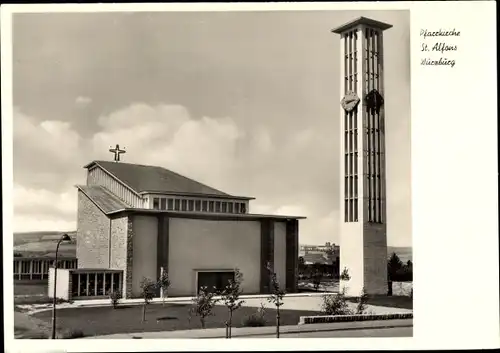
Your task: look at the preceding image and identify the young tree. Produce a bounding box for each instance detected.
[140,277,156,322]
[355,287,369,314]
[156,268,171,307]
[189,286,219,329]
[312,267,323,292]
[220,269,245,338]
[266,262,285,338]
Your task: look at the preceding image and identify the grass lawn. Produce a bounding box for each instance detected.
[346,295,413,310]
[32,303,320,337]
[15,283,47,296]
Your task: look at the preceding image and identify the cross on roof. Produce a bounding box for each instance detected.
[109,144,126,162]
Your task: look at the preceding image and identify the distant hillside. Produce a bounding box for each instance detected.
[13,231,77,258]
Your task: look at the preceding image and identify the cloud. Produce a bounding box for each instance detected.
[75,96,92,107]
[13,103,341,244]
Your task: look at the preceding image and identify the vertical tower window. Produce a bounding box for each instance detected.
[153,198,159,210]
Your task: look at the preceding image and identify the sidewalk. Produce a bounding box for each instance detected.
[84,318,413,339]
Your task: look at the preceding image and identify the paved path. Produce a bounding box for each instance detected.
[254,326,412,338]
[18,293,412,316]
[85,319,413,339]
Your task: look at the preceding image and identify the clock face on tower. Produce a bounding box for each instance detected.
[365,89,384,114]
[341,91,360,112]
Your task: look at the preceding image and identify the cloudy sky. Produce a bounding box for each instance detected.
[12,10,411,247]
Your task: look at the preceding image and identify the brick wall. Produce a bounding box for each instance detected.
[76,191,111,268]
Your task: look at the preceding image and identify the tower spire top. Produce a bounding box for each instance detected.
[331,16,393,34]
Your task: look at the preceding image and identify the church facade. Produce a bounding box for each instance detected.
[74,160,303,299]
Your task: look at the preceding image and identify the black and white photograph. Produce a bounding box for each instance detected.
[6,8,414,340]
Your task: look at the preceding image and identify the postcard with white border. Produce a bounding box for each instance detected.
[2,1,498,352]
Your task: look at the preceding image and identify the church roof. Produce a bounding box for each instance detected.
[84,160,253,199]
[76,184,305,220]
[76,185,130,214]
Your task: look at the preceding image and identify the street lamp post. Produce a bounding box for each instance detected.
[51,233,71,339]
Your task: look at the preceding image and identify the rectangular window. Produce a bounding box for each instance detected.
[354,199,358,222]
[344,199,349,222]
[167,199,174,210]
[240,203,246,213]
[235,203,240,213]
[354,152,358,174]
[195,200,202,211]
[209,201,215,212]
[153,198,160,210]
[344,154,349,174]
[215,201,221,213]
[160,198,167,210]
[174,199,181,211]
[188,200,194,211]
[181,199,188,211]
[202,200,208,212]
[228,202,234,213]
[344,177,349,197]
[221,202,227,213]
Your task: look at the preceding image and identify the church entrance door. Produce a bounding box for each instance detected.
[197,271,235,294]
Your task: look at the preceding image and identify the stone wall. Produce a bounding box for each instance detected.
[392,281,413,296]
[76,191,110,268]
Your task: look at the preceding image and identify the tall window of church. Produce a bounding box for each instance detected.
[153,198,160,210]
[202,200,208,212]
[209,201,215,212]
[167,199,174,210]
[240,203,246,213]
[188,200,194,211]
[235,203,240,214]
[228,202,234,213]
[181,199,188,211]
[221,202,227,213]
[174,199,181,211]
[195,200,201,211]
[160,198,167,210]
[215,201,221,213]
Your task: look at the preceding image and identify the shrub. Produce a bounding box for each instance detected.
[242,304,267,327]
[321,287,353,316]
[59,329,85,339]
[340,267,351,281]
[109,290,122,309]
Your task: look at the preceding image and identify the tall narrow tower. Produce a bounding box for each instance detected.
[332,17,392,296]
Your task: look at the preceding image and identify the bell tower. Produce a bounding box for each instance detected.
[332,17,392,296]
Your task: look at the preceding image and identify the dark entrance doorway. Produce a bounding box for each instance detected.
[197,271,235,293]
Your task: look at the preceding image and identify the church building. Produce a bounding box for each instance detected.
[64,153,303,299]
